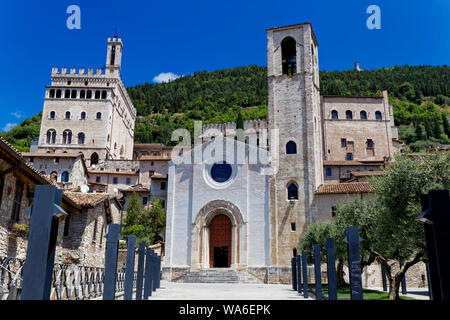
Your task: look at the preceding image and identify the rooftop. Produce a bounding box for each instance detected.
[316,182,373,194]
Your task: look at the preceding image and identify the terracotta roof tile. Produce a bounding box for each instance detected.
[63,192,109,207]
[316,182,373,194]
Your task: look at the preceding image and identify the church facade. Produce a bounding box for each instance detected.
[162,22,399,283]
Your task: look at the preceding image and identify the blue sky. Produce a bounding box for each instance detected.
[0,0,449,132]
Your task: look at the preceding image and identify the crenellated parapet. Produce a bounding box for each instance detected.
[51,67,110,76]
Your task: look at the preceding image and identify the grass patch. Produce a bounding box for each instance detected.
[320,285,414,300]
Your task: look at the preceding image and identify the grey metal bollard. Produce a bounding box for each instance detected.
[135,242,145,300]
[124,236,136,300]
[313,244,323,300]
[103,224,121,300]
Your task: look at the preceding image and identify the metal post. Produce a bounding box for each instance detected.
[326,238,337,300]
[400,262,407,295]
[156,255,161,289]
[124,236,136,300]
[21,185,57,300]
[143,248,152,299]
[345,226,363,300]
[151,250,157,292]
[381,265,387,292]
[425,261,432,300]
[291,257,297,291]
[103,224,120,300]
[135,242,145,300]
[301,251,308,298]
[313,244,322,300]
[296,255,302,294]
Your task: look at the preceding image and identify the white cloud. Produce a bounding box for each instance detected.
[10,111,22,119]
[2,123,18,132]
[153,72,180,83]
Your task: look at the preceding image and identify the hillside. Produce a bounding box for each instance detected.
[2,65,449,151]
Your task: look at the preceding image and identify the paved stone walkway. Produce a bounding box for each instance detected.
[145,281,311,300]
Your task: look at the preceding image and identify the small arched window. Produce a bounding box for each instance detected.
[81,111,86,120]
[331,110,338,119]
[65,111,71,119]
[86,90,92,99]
[287,182,298,200]
[71,90,77,99]
[346,110,353,120]
[50,171,58,182]
[360,111,367,120]
[80,90,86,99]
[91,152,99,166]
[62,130,72,144]
[50,111,55,119]
[96,112,102,120]
[64,90,70,98]
[61,171,69,182]
[281,37,297,75]
[56,89,62,98]
[375,111,382,120]
[49,89,55,98]
[286,141,297,154]
[95,90,100,99]
[101,90,107,99]
[78,132,85,145]
[46,129,56,144]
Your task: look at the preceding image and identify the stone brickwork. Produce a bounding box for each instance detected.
[267,23,323,268]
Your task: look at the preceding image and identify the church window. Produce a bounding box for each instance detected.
[281,37,297,75]
[87,90,92,99]
[61,171,69,182]
[49,89,55,98]
[78,132,85,145]
[375,111,382,120]
[71,90,77,99]
[346,110,353,120]
[160,182,166,190]
[80,90,86,99]
[287,182,298,200]
[95,90,100,99]
[346,153,353,160]
[81,112,86,119]
[50,111,55,119]
[101,90,107,99]
[62,130,72,144]
[326,168,332,176]
[331,110,338,119]
[56,89,62,98]
[96,112,102,120]
[211,162,233,183]
[286,141,297,154]
[341,138,347,148]
[65,111,71,119]
[64,90,70,99]
[360,111,367,120]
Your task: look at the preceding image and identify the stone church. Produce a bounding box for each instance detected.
[27,22,405,285]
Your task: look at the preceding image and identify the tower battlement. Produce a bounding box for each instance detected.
[51,67,121,77]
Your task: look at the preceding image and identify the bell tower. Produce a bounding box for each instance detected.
[105,33,123,76]
[267,23,324,270]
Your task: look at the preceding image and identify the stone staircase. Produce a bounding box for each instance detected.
[173,268,262,284]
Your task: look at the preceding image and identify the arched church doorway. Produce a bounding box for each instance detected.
[209,214,232,268]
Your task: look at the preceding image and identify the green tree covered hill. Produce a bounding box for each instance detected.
[2,65,449,151]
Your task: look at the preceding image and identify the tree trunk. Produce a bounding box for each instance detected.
[388,275,402,300]
[336,259,347,287]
